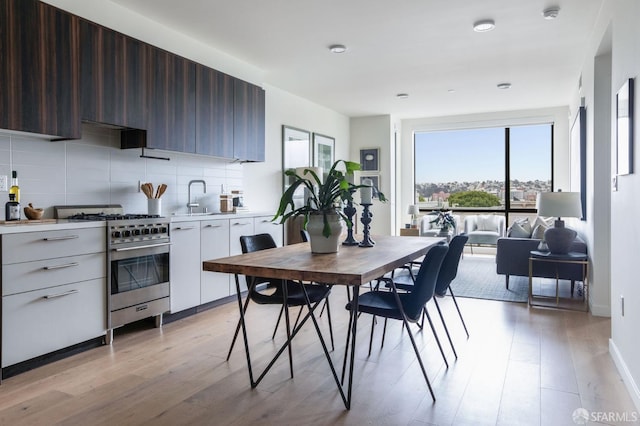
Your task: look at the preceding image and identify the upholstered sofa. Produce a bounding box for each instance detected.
[463,214,506,251]
[496,218,587,289]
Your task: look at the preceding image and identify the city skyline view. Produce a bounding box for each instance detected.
[414,124,553,205]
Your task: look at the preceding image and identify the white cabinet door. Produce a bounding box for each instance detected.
[253,215,283,247]
[228,218,254,294]
[170,222,201,312]
[2,278,105,367]
[200,219,230,303]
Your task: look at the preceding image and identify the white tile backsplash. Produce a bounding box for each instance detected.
[0,124,243,220]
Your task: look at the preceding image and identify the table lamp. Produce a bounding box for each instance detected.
[407,204,419,228]
[536,191,582,254]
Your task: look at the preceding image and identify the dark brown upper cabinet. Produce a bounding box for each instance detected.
[0,0,81,139]
[135,46,196,152]
[80,20,146,129]
[195,64,234,157]
[233,79,265,162]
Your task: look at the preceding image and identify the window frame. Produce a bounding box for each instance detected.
[413,124,554,223]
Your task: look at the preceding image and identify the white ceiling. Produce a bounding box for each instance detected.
[109,0,604,119]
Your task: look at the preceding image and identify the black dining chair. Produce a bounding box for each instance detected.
[226,234,335,377]
[387,234,469,359]
[343,243,449,402]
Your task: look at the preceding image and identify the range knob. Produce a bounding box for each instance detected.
[133,229,141,236]
[112,231,121,238]
[143,228,151,235]
[151,227,159,234]
[160,227,168,233]
[123,230,131,237]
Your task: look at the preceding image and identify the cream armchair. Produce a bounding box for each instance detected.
[463,214,505,252]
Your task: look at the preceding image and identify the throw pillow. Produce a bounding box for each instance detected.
[513,217,532,236]
[476,214,498,232]
[532,216,553,230]
[531,223,549,240]
[508,222,531,238]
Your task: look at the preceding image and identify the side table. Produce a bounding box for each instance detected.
[400,228,420,236]
[528,250,589,311]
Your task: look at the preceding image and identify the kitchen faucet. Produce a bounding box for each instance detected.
[187,180,207,214]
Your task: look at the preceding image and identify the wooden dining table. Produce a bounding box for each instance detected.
[202,234,444,409]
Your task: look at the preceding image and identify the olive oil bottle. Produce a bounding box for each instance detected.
[9,170,20,202]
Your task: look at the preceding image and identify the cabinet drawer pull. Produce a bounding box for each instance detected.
[204,224,222,228]
[43,262,79,270]
[43,235,79,241]
[174,226,196,230]
[43,289,79,299]
[232,222,251,226]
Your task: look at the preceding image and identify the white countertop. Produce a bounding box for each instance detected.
[0,212,277,234]
[0,220,106,234]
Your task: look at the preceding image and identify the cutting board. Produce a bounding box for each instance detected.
[0,219,57,225]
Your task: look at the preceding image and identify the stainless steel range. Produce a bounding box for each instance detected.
[55,205,171,344]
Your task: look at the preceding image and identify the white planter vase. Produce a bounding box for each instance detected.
[306,212,344,254]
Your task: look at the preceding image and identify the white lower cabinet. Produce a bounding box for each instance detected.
[171,215,281,307]
[254,215,283,247]
[200,219,230,303]
[228,218,254,294]
[2,279,105,367]
[170,222,201,312]
[1,227,106,368]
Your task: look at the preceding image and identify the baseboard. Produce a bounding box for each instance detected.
[609,339,640,412]
[590,302,611,317]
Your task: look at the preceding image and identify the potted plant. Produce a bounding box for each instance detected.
[273,159,385,253]
[430,209,456,235]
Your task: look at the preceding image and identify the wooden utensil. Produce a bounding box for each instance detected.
[156,184,167,199]
[141,182,153,199]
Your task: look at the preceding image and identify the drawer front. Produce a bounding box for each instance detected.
[201,219,230,303]
[2,253,106,296]
[2,228,105,264]
[2,278,106,367]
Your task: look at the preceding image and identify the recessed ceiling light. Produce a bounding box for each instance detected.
[396,93,409,99]
[473,19,495,32]
[542,6,560,20]
[329,44,347,53]
[497,82,512,90]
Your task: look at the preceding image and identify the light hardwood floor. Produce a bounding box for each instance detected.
[0,288,636,426]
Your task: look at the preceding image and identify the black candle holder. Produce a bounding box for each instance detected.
[359,203,375,247]
[342,201,359,246]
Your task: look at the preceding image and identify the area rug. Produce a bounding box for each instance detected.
[449,255,529,303]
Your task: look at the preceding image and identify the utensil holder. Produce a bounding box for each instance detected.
[148,199,161,216]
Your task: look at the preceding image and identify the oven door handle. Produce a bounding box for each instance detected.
[113,242,172,252]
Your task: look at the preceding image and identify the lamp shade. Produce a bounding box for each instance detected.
[536,192,582,219]
[407,205,419,216]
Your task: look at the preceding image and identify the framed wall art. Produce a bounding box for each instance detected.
[312,133,335,172]
[616,78,634,176]
[359,148,379,171]
[282,125,310,207]
[570,106,587,220]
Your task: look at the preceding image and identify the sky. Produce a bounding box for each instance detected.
[414,124,552,183]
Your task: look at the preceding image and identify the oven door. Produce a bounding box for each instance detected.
[110,242,170,311]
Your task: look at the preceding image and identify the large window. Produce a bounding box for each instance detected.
[414,124,552,215]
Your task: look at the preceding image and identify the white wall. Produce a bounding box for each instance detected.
[350,116,394,236]
[594,0,640,412]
